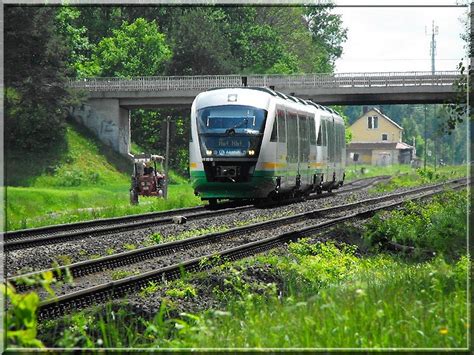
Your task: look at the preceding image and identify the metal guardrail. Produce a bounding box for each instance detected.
[68,71,461,92]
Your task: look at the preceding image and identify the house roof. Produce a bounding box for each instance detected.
[352,107,403,131]
[347,142,414,150]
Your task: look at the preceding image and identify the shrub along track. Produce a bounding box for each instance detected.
[4,175,387,252]
[10,178,466,320]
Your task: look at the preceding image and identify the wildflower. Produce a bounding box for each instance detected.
[439,327,448,335]
[97,339,103,346]
[355,288,366,297]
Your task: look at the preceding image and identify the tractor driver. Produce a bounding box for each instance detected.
[144,161,154,175]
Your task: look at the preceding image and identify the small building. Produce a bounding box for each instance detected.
[347,108,415,166]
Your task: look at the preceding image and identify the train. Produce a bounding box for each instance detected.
[189,87,346,205]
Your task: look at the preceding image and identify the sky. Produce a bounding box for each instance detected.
[332,4,468,73]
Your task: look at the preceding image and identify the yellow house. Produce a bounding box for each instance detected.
[347,108,415,166]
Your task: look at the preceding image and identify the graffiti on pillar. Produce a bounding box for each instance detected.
[68,104,120,152]
[100,120,119,149]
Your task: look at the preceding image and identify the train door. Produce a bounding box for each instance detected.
[298,113,310,189]
[321,117,329,185]
[308,115,317,188]
[276,108,287,186]
[327,117,336,184]
[334,119,341,182]
[286,111,299,189]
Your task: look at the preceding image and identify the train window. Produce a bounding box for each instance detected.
[316,123,322,146]
[270,117,278,142]
[322,120,327,147]
[277,110,286,143]
[309,116,316,145]
[287,112,298,163]
[197,105,267,134]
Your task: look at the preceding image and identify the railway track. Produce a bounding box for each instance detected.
[9,178,466,320]
[4,175,387,251]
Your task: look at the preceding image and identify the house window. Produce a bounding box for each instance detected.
[382,134,388,141]
[368,116,378,129]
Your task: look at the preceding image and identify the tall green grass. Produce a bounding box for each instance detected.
[172,254,468,349]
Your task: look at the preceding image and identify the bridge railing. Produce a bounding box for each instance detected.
[68,71,461,92]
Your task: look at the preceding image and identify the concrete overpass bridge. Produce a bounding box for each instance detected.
[68,71,462,156]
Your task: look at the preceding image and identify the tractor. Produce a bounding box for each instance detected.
[130,153,167,205]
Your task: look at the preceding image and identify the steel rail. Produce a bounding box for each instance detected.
[4,176,386,251]
[4,204,252,251]
[34,178,466,320]
[12,178,464,292]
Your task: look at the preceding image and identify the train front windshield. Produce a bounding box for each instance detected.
[197,105,267,158]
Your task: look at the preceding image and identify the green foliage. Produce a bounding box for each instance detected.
[306,5,348,70]
[139,281,159,297]
[178,255,467,348]
[55,6,96,78]
[285,240,359,288]
[90,18,172,77]
[166,8,236,75]
[111,269,138,280]
[3,284,44,348]
[123,243,137,251]
[4,271,59,348]
[165,280,197,299]
[235,24,299,74]
[5,6,75,151]
[149,232,163,244]
[363,191,467,260]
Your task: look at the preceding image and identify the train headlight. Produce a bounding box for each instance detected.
[248,149,255,156]
[206,149,212,156]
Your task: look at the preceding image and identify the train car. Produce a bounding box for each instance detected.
[189,87,345,205]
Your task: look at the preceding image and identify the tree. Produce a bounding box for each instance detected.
[55,7,96,78]
[89,18,172,77]
[306,5,348,72]
[166,8,236,75]
[5,6,74,151]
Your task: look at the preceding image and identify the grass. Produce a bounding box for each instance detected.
[368,166,467,194]
[5,124,202,231]
[174,254,468,349]
[6,184,201,231]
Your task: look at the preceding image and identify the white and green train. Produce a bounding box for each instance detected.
[189,87,346,205]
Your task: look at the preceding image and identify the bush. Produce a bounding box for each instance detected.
[363,191,467,260]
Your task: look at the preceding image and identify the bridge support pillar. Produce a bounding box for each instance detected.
[69,99,131,157]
